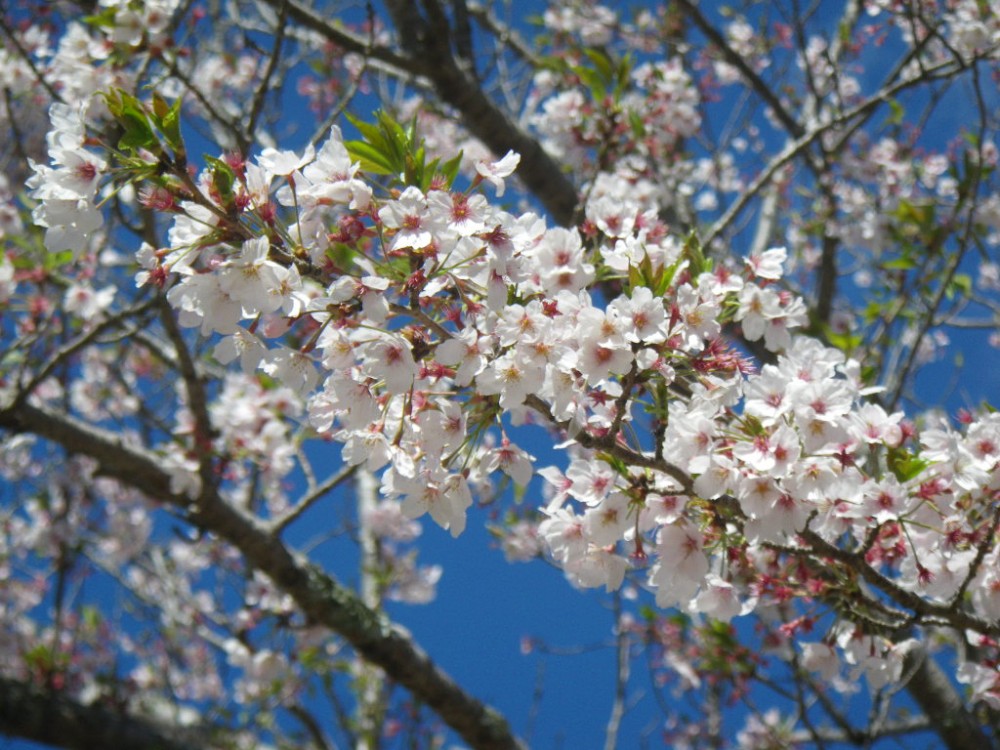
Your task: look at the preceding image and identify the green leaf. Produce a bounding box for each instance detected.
[893,200,934,228]
[946,273,972,300]
[627,263,644,292]
[325,243,357,271]
[740,413,766,437]
[345,140,395,174]
[378,110,410,164]
[346,113,387,150]
[637,252,654,288]
[628,109,646,138]
[81,606,102,631]
[887,448,930,482]
[82,7,117,29]
[882,256,918,271]
[705,618,736,639]
[103,89,158,153]
[574,48,633,100]
[861,301,883,324]
[582,48,614,86]
[886,98,905,125]
[24,643,64,672]
[596,452,629,477]
[45,249,76,269]
[204,155,235,199]
[410,143,428,188]
[100,88,125,118]
[838,20,851,45]
[825,326,862,354]
[124,116,157,152]
[156,94,185,156]
[151,92,169,121]
[615,52,634,95]
[439,152,464,188]
[683,232,708,276]
[512,481,527,504]
[346,112,401,173]
[572,63,606,101]
[346,110,431,186]
[655,257,683,297]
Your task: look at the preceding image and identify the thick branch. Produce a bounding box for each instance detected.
[0,402,524,750]
[258,0,578,225]
[381,0,579,226]
[0,675,218,750]
[903,648,997,750]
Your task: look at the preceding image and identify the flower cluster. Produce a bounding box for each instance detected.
[27,95,978,700]
[7,2,1000,746]
[27,102,105,256]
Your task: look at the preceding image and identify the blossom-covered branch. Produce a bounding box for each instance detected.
[3,2,1000,748]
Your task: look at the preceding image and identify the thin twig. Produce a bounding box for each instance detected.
[269,463,358,535]
[245,0,291,148]
[603,592,629,750]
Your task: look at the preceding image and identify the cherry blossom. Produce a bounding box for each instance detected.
[4,3,1000,748]
[475,150,520,197]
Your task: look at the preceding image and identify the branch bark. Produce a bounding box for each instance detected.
[903,648,998,750]
[0,675,219,750]
[263,0,581,227]
[0,401,525,750]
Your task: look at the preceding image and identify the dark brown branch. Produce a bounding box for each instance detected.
[814,202,838,325]
[450,0,477,78]
[903,648,997,750]
[0,675,219,750]
[244,0,290,150]
[381,0,580,226]
[157,297,218,501]
[799,529,998,636]
[0,401,524,750]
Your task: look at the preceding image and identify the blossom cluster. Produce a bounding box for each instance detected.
[5,1,1000,731]
[26,102,105,257]
[27,101,982,705]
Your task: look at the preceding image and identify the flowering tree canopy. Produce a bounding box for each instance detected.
[1,1,1000,748]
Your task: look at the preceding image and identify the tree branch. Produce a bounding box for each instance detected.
[380,0,580,226]
[903,647,997,750]
[266,0,412,72]
[0,675,220,750]
[674,0,803,139]
[0,401,525,750]
[702,56,962,249]
[798,528,998,636]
